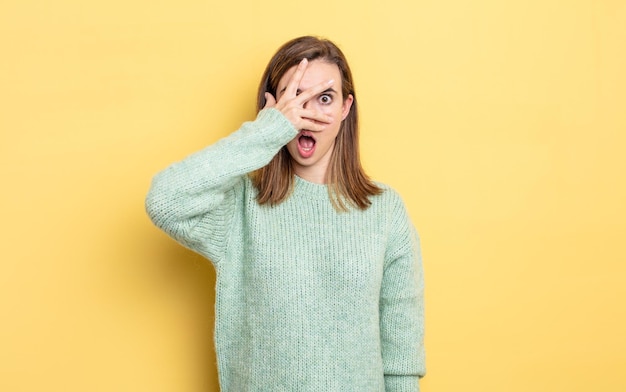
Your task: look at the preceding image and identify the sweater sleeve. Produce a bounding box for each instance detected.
[380,194,426,392]
[145,108,298,264]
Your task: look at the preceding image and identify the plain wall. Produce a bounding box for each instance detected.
[1,0,625,391]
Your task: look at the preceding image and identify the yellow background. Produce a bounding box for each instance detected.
[1,0,624,391]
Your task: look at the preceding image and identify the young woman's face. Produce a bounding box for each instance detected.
[276,60,353,183]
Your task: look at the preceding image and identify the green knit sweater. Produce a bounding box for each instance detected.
[146,108,425,391]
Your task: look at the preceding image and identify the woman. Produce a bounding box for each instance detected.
[146,36,425,391]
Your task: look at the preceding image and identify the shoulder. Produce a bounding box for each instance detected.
[361,182,413,235]
[370,181,417,235]
[370,182,409,214]
[369,184,421,264]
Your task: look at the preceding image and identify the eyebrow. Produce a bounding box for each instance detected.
[278,87,338,95]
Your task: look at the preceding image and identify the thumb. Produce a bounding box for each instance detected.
[263,92,277,109]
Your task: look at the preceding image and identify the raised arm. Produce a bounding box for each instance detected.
[145,59,335,263]
[145,108,297,262]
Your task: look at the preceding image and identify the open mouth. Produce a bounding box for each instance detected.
[297,131,316,158]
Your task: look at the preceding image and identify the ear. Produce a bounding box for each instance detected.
[341,94,354,120]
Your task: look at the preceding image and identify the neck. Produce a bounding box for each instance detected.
[294,165,327,184]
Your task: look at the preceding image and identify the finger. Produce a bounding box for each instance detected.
[290,109,333,131]
[297,118,330,132]
[299,108,333,125]
[283,58,308,98]
[263,92,277,109]
[293,79,334,106]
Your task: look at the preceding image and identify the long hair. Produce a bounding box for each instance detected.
[251,36,382,211]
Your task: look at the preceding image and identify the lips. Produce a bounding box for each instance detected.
[297,131,316,158]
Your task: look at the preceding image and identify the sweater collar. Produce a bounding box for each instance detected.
[292,175,329,200]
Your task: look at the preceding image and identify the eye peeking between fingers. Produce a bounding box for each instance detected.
[319,94,333,105]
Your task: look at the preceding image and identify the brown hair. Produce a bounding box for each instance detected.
[251,36,382,211]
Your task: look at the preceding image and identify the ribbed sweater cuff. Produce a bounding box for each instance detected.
[384,375,420,392]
